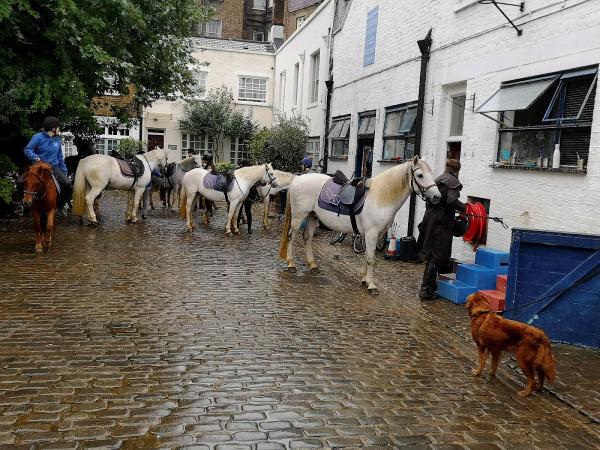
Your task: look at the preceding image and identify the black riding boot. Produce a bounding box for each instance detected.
[419,261,438,300]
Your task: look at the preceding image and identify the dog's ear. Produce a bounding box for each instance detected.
[465,294,474,309]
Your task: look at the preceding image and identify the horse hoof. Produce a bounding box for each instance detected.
[361,280,368,287]
[368,288,380,295]
[310,266,319,273]
[287,266,297,273]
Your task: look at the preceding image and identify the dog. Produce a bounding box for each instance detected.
[465,293,556,396]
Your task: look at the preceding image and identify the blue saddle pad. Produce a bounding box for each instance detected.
[203,173,229,192]
[317,178,366,216]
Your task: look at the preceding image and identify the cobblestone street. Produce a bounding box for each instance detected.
[0,192,599,449]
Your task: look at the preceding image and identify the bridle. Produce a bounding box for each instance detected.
[264,164,277,188]
[23,171,49,201]
[410,161,436,201]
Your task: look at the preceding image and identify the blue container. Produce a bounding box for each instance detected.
[437,279,478,304]
[456,264,497,290]
[475,248,509,274]
[505,229,600,348]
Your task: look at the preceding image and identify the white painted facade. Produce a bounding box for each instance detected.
[143,38,275,163]
[328,0,600,258]
[274,0,334,167]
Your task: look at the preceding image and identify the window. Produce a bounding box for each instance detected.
[181,133,214,155]
[204,20,222,38]
[119,128,129,136]
[253,31,265,42]
[231,137,250,165]
[329,116,350,157]
[449,95,466,136]
[238,76,268,103]
[62,136,77,158]
[309,51,320,104]
[363,7,379,67]
[193,70,208,98]
[107,126,119,136]
[96,139,106,155]
[478,66,598,168]
[382,104,418,160]
[296,16,307,29]
[306,138,320,162]
[293,63,300,106]
[103,74,119,96]
[358,114,376,136]
[107,139,119,154]
[253,0,266,10]
[279,71,286,111]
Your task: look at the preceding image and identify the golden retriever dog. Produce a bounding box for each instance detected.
[466,293,556,396]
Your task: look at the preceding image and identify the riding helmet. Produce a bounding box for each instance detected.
[202,153,213,162]
[42,116,61,132]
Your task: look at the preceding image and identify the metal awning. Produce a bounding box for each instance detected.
[476,75,558,113]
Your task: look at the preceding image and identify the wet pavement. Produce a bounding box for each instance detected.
[0,191,598,449]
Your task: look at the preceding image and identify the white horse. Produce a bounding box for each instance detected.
[180,163,277,235]
[279,156,441,294]
[72,148,168,224]
[166,156,203,210]
[257,170,296,230]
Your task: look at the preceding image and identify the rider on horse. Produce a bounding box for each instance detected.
[23,116,72,212]
[201,153,216,216]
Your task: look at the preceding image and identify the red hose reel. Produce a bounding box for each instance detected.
[462,202,488,249]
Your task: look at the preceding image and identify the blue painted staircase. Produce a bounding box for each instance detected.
[438,248,509,304]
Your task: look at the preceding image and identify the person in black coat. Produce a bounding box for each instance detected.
[237,159,255,235]
[416,159,466,300]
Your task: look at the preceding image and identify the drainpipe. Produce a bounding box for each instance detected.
[406,28,432,238]
[323,78,333,174]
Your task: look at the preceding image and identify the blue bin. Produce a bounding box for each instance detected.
[476,248,509,274]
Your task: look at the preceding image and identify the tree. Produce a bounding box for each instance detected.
[250,114,309,173]
[179,87,256,161]
[118,138,146,157]
[0,0,213,164]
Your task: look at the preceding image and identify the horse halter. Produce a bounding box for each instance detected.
[23,172,48,201]
[410,162,436,201]
[264,164,277,188]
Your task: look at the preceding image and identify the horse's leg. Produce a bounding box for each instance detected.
[304,213,320,272]
[226,199,239,235]
[262,196,270,230]
[232,201,244,234]
[32,210,43,253]
[44,209,56,252]
[186,193,196,232]
[286,214,305,273]
[86,186,103,225]
[364,231,379,295]
[130,188,144,223]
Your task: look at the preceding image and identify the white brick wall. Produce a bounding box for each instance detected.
[330,0,600,256]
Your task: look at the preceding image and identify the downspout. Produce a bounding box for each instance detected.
[323,1,338,175]
[406,28,432,237]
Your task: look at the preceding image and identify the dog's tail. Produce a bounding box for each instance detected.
[536,336,556,382]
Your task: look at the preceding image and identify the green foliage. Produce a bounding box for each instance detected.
[118,138,146,157]
[0,0,214,138]
[179,87,256,160]
[215,161,235,173]
[250,114,309,173]
[0,154,18,204]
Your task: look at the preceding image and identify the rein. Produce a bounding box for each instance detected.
[23,171,51,201]
[409,163,436,201]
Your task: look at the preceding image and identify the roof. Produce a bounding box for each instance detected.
[289,0,322,13]
[190,37,275,54]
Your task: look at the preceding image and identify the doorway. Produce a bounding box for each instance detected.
[447,141,461,160]
[147,128,165,151]
[355,138,374,178]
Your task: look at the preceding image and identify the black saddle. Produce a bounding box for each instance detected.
[332,170,366,207]
[115,156,145,179]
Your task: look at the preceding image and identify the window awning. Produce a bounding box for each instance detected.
[329,118,350,139]
[476,75,558,113]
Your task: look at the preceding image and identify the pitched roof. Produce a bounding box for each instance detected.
[191,37,275,54]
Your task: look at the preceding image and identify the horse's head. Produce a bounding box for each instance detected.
[263,163,277,188]
[22,162,52,207]
[192,155,203,168]
[156,147,169,168]
[410,156,441,204]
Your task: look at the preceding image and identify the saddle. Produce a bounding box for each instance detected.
[115,156,145,179]
[318,170,368,234]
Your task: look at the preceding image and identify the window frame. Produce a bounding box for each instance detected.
[238,76,268,104]
[309,51,320,105]
[329,116,351,158]
[381,103,418,162]
[204,20,222,38]
[363,6,379,67]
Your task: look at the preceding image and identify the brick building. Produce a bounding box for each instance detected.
[283,0,324,39]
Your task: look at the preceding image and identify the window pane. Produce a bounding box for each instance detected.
[332,140,349,156]
[383,139,403,160]
[477,76,558,113]
[365,116,376,135]
[329,121,342,138]
[363,6,379,67]
[498,129,559,165]
[384,111,403,136]
[450,95,466,136]
[398,107,417,133]
[339,119,350,138]
[358,116,369,135]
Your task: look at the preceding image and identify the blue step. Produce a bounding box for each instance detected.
[456,264,497,290]
[438,279,478,304]
[475,248,509,274]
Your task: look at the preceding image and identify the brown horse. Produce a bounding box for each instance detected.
[22,162,59,253]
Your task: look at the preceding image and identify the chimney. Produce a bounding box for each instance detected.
[272,0,284,26]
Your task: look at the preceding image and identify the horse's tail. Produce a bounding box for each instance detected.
[71,160,88,216]
[278,190,292,260]
[179,187,187,219]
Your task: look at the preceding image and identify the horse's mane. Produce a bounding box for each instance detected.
[369,161,411,206]
[28,161,53,173]
[236,164,267,177]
